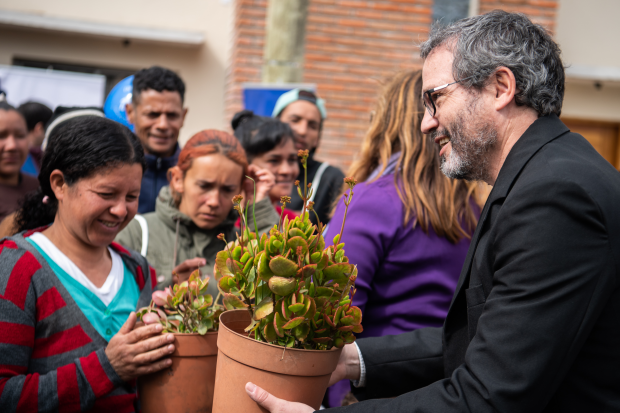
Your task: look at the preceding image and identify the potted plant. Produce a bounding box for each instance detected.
[211,150,362,412]
[136,270,223,413]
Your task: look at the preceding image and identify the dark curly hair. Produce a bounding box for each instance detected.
[132,66,186,104]
[15,116,145,231]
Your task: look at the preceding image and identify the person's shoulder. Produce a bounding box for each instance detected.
[0,233,47,282]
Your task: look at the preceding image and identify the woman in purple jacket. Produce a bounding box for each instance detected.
[324,70,481,407]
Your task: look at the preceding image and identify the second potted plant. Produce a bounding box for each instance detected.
[211,150,363,412]
[137,270,223,413]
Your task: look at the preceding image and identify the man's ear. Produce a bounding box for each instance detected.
[125,103,136,125]
[169,166,185,196]
[492,66,517,112]
[49,170,68,202]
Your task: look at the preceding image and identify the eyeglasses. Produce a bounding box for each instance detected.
[422,75,475,117]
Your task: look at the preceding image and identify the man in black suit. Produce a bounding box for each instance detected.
[245,10,620,412]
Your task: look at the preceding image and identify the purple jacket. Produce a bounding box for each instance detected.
[325,173,474,338]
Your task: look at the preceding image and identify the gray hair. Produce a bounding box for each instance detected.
[420,10,564,117]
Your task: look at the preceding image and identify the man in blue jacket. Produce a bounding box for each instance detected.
[126,66,187,213]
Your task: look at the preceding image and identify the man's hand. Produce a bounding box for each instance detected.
[244,164,275,204]
[245,382,314,413]
[328,343,361,386]
[105,312,175,382]
[172,257,207,285]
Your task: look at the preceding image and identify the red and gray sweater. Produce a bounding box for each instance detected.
[0,230,156,412]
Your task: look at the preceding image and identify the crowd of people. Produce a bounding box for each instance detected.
[0,9,618,413]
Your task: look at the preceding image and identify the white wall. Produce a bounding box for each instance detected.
[0,0,234,144]
[556,0,620,122]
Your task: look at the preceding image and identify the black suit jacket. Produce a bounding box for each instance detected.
[330,115,620,412]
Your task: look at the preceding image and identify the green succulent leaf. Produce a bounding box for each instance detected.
[310,251,322,264]
[254,296,274,320]
[346,306,363,325]
[323,263,353,285]
[269,256,299,277]
[264,322,277,342]
[287,236,308,256]
[268,276,297,296]
[274,312,285,337]
[292,322,310,341]
[232,245,242,260]
[258,252,275,282]
[288,303,305,313]
[218,276,236,293]
[282,316,305,330]
[223,293,248,310]
[316,252,329,270]
[288,228,306,238]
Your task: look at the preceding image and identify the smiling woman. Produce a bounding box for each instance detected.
[0,116,176,412]
[115,129,280,293]
[231,110,299,221]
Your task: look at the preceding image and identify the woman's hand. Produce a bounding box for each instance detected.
[105,312,175,382]
[244,164,275,204]
[171,257,207,285]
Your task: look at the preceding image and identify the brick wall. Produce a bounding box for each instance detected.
[225,0,559,172]
[479,0,558,32]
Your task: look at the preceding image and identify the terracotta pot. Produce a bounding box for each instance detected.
[212,310,342,413]
[139,332,218,413]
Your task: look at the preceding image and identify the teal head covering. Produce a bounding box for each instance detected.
[271,89,327,119]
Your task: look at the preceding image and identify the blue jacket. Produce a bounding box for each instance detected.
[138,145,180,214]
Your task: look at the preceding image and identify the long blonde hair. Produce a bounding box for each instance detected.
[348,70,479,243]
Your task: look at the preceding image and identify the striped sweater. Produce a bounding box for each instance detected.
[0,229,156,412]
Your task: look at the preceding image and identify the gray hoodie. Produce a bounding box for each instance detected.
[115,186,279,295]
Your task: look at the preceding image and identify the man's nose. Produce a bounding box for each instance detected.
[420,110,439,135]
[296,121,308,138]
[155,114,170,130]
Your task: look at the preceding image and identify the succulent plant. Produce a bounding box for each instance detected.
[215,150,362,350]
[137,269,223,334]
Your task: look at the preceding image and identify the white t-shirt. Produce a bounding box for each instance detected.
[29,232,124,306]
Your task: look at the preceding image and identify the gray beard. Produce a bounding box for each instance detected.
[438,108,498,182]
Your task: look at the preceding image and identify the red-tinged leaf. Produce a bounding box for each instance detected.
[264,322,277,342]
[274,312,285,337]
[352,324,363,334]
[287,236,308,256]
[325,314,336,328]
[305,296,316,320]
[338,325,354,332]
[346,306,362,325]
[316,252,329,270]
[218,276,235,293]
[215,250,233,277]
[334,337,345,348]
[288,227,305,238]
[269,255,298,277]
[282,316,305,330]
[343,333,356,344]
[281,299,291,321]
[323,263,353,285]
[314,328,328,334]
[254,296,274,320]
[316,286,335,297]
[268,276,297,296]
[301,264,317,279]
[227,258,241,274]
[288,303,305,313]
[339,315,355,326]
[223,293,248,310]
[312,337,333,344]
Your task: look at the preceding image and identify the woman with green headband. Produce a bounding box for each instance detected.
[272,88,344,226]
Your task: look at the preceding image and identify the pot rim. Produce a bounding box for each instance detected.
[220,310,339,354]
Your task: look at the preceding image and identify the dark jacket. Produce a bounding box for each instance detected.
[331,115,620,412]
[290,152,344,226]
[138,145,180,214]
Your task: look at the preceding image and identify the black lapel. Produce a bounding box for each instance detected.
[447,115,570,309]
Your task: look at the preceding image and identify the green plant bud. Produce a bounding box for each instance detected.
[232,245,242,260]
[335,249,345,262]
[339,298,351,306]
[333,234,340,245]
[288,228,305,238]
[242,256,254,274]
[240,252,250,264]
